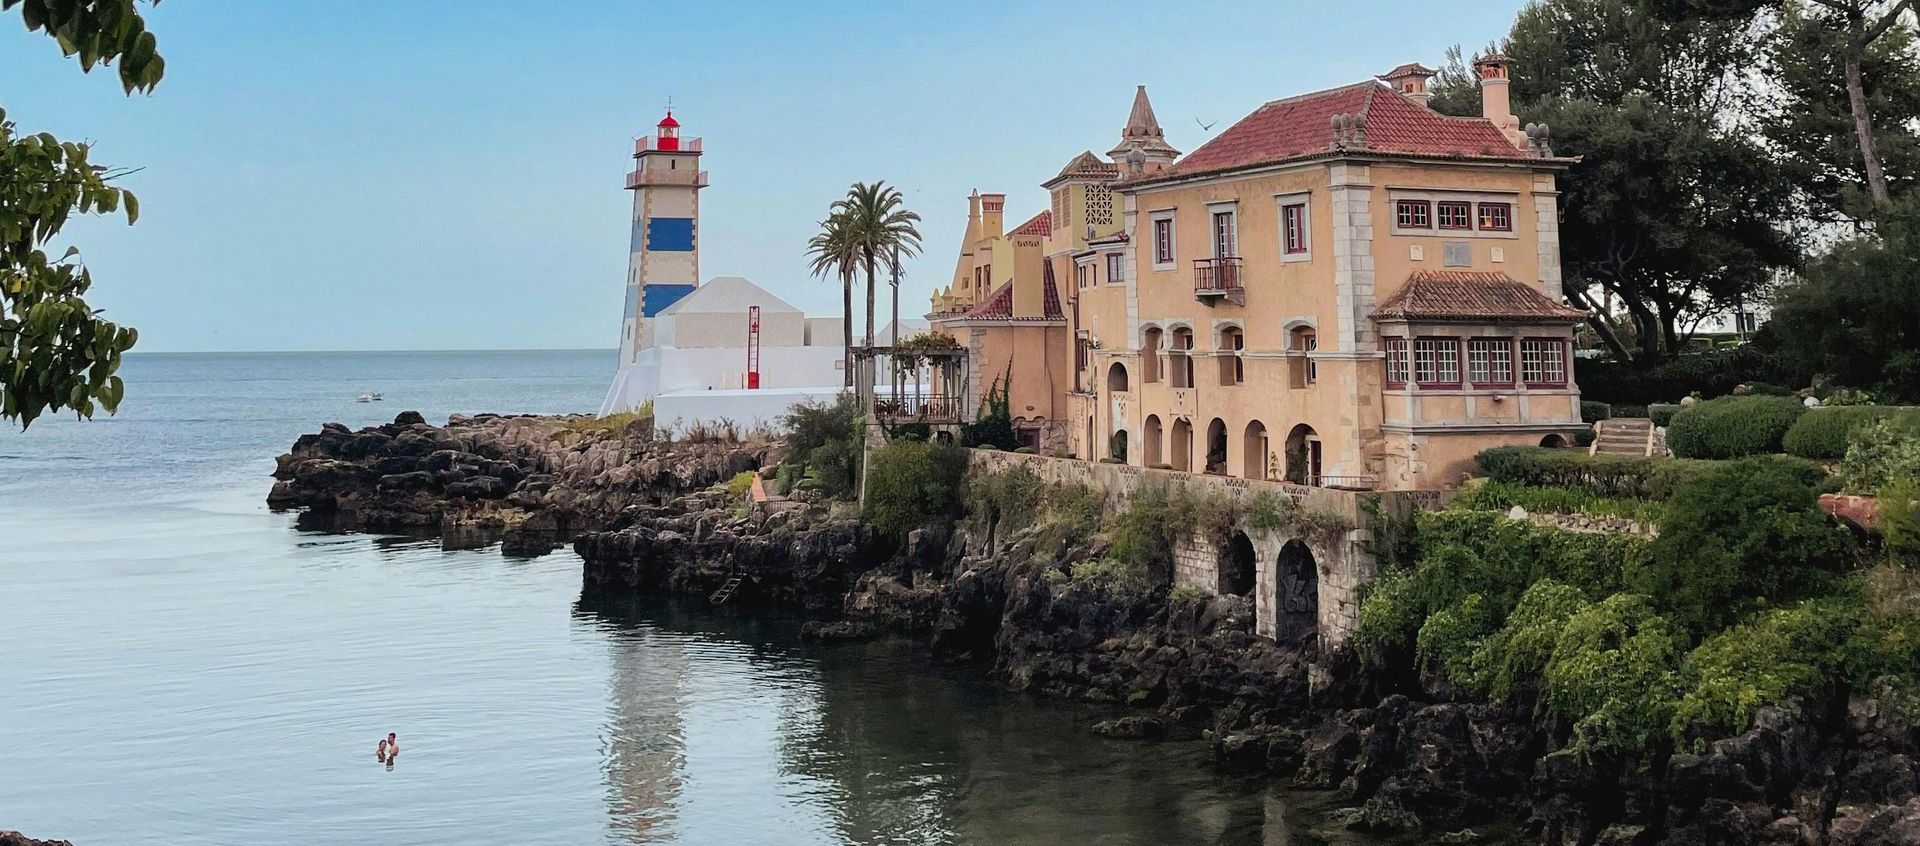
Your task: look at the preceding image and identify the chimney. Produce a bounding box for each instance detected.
[1474,54,1527,149]
[980,192,1006,240]
[1382,62,1438,106]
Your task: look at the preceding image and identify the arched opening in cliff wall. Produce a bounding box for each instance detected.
[1143,415,1163,467]
[1219,531,1255,596]
[1275,539,1319,645]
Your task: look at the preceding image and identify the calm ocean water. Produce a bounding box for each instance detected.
[0,350,1344,846]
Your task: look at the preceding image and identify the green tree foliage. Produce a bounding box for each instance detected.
[1783,405,1920,458]
[1762,196,1920,401]
[828,182,922,349]
[804,215,860,387]
[862,439,967,537]
[1766,1,1920,220]
[1432,0,1800,361]
[2,0,164,427]
[780,394,862,498]
[1670,596,1865,743]
[1665,395,1809,458]
[1634,457,1857,633]
[1839,416,1920,493]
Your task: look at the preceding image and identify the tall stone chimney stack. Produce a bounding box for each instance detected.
[1474,54,1527,149]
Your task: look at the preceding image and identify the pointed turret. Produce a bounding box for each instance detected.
[1108,85,1181,164]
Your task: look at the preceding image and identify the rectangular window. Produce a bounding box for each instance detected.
[1396,200,1432,229]
[1478,202,1513,232]
[1414,337,1461,387]
[1076,263,1091,289]
[1521,338,1567,386]
[1106,253,1124,285]
[1282,203,1308,254]
[1212,210,1237,258]
[1153,218,1174,264]
[1467,338,1514,386]
[1384,337,1410,387]
[1304,334,1319,383]
[1438,201,1472,230]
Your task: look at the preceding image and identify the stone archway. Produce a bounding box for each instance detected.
[1170,418,1193,471]
[1143,415,1163,467]
[1110,429,1128,462]
[1242,420,1269,480]
[1540,433,1569,449]
[1107,362,1130,392]
[1219,531,1255,596]
[1275,539,1319,645]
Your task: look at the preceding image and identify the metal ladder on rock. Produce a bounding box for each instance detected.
[709,576,743,605]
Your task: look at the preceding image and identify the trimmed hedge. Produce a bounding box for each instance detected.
[1611,404,1650,420]
[1666,395,1807,459]
[1649,403,1682,428]
[1783,406,1920,460]
[1582,401,1613,424]
[1576,347,1779,405]
[1476,446,1826,500]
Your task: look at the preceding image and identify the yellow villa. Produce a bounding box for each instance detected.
[1058,57,1587,490]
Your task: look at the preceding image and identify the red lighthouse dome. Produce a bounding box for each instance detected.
[656,110,681,150]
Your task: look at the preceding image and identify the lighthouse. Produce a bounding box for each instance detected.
[602,110,710,414]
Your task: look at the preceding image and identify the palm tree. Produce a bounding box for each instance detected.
[830,181,922,350]
[805,212,859,387]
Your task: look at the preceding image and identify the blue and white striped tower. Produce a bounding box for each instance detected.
[602,109,709,414]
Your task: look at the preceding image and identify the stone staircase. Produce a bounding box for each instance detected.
[1590,417,1662,458]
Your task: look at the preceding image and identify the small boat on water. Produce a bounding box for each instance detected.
[356,392,384,403]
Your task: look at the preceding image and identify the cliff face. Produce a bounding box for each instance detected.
[573,495,1920,846]
[265,418,1920,845]
[268,412,773,553]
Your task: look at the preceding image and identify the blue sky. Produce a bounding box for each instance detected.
[6,1,1525,352]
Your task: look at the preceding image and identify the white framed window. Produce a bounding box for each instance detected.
[1276,192,1312,263]
[1479,202,1513,232]
[1076,261,1093,290]
[1151,214,1176,269]
[1521,338,1567,386]
[1105,253,1124,285]
[1468,338,1514,386]
[1304,333,1318,383]
[1389,190,1522,238]
[1414,337,1461,387]
[1210,207,1238,258]
[1395,200,1431,229]
[1437,201,1472,230]
[1384,337,1410,386]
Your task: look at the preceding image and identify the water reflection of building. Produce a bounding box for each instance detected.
[602,626,688,841]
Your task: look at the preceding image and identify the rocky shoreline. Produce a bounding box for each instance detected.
[270,413,1920,846]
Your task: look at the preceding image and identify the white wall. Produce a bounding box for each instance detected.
[658,345,844,392]
[654,387,847,434]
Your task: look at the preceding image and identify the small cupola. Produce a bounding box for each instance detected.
[1382,62,1438,106]
[656,110,681,151]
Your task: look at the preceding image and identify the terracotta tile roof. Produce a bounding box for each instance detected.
[1151,81,1529,181]
[1371,271,1587,323]
[1053,150,1120,181]
[1383,62,1437,79]
[1009,209,1052,237]
[951,267,1065,323]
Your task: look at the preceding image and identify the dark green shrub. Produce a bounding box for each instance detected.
[1666,395,1807,459]
[1783,406,1920,459]
[961,374,1019,450]
[1839,418,1920,494]
[1739,381,1795,397]
[1577,347,1780,405]
[1649,403,1682,427]
[1612,404,1650,420]
[1582,400,1612,424]
[1633,458,1857,634]
[863,440,969,536]
[1543,593,1687,755]
[1671,596,1866,745]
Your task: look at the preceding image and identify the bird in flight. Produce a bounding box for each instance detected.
[1195,117,1218,132]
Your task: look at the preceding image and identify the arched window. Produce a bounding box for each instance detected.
[1106,362,1130,392]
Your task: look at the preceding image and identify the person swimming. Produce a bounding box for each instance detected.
[376,732,398,762]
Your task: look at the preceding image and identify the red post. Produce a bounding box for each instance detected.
[746,305,761,389]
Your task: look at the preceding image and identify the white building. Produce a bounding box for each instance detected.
[600,109,922,430]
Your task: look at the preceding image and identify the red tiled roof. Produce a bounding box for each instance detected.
[952,266,1064,323]
[1371,271,1587,323]
[1152,82,1528,181]
[1009,210,1052,237]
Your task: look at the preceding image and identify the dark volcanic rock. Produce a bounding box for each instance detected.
[0,833,74,846]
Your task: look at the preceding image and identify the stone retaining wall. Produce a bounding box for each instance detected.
[966,450,1450,651]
